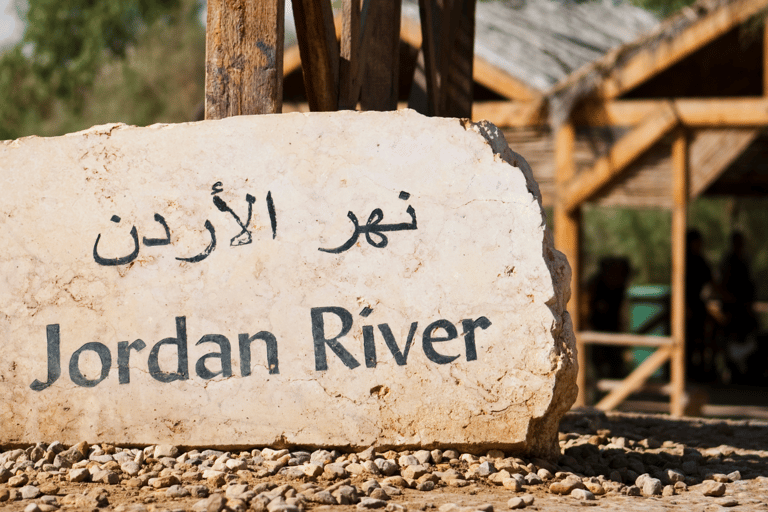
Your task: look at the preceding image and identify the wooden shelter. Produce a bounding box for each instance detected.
[544,0,768,416]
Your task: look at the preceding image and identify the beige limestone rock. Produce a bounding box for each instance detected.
[0,110,575,457]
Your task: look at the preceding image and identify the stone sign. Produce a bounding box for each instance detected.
[0,110,575,458]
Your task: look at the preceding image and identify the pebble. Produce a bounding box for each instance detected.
[549,477,584,495]
[2,417,768,511]
[700,480,726,497]
[358,498,388,509]
[8,474,29,487]
[571,488,595,500]
[502,478,522,491]
[165,484,190,498]
[584,481,605,495]
[68,468,89,482]
[375,459,398,476]
[154,445,179,459]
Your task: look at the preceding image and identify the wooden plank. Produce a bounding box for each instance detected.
[670,129,688,418]
[292,0,340,111]
[400,11,538,104]
[439,0,477,117]
[360,0,402,111]
[205,0,285,119]
[471,101,545,127]
[595,345,672,411]
[598,0,768,99]
[579,332,674,347]
[573,98,768,127]
[339,0,362,109]
[554,123,583,405]
[764,21,768,97]
[416,0,441,115]
[564,103,678,212]
[473,62,541,102]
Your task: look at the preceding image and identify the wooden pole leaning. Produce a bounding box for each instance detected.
[292,0,340,111]
[205,0,286,118]
[670,128,689,417]
[554,122,584,405]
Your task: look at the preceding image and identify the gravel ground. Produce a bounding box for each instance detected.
[1,410,767,512]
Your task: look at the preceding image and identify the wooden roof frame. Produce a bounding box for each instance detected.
[552,0,768,417]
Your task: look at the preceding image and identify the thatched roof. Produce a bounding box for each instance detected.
[469,0,658,93]
[546,0,750,125]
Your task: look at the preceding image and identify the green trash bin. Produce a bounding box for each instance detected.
[626,285,670,377]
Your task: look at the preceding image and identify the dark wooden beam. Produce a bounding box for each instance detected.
[360,0,402,111]
[339,0,362,110]
[293,0,340,111]
[439,0,475,117]
[205,0,285,118]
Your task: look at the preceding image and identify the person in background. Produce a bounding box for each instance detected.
[587,257,631,379]
[719,231,758,380]
[685,229,716,382]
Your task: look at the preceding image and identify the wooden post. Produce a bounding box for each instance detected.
[360,0,402,111]
[205,0,285,119]
[292,0,340,111]
[438,0,476,117]
[415,0,475,117]
[554,123,584,405]
[764,20,768,97]
[339,0,362,110]
[670,128,688,417]
[416,0,440,115]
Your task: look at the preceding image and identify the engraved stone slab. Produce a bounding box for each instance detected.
[0,110,575,457]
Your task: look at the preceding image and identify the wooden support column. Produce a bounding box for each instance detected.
[205,0,285,118]
[670,129,688,417]
[293,0,340,111]
[554,123,584,405]
[764,20,768,96]
[339,0,361,110]
[415,0,476,117]
[360,0,402,111]
[439,0,476,117]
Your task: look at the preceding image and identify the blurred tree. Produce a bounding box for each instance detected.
[0,0,203,139]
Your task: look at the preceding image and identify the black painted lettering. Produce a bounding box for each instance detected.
[363,325,376,368]
[195,334,232,379]
[117,339,147,384]
[239,331,279,375]
[148,316,189,383]
[461,317,492,361]
[378,322,417,366]
[311,307,360,371]
[30,324,61,391]
[69,342,111,388]
[422,320,459,364]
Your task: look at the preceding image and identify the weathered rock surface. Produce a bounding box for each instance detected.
[0,110,575,456]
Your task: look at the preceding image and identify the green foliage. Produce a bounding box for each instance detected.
[0,0,203,140]
[23,0,181,102]
[581,198,768,301]
[582,206,671,286]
